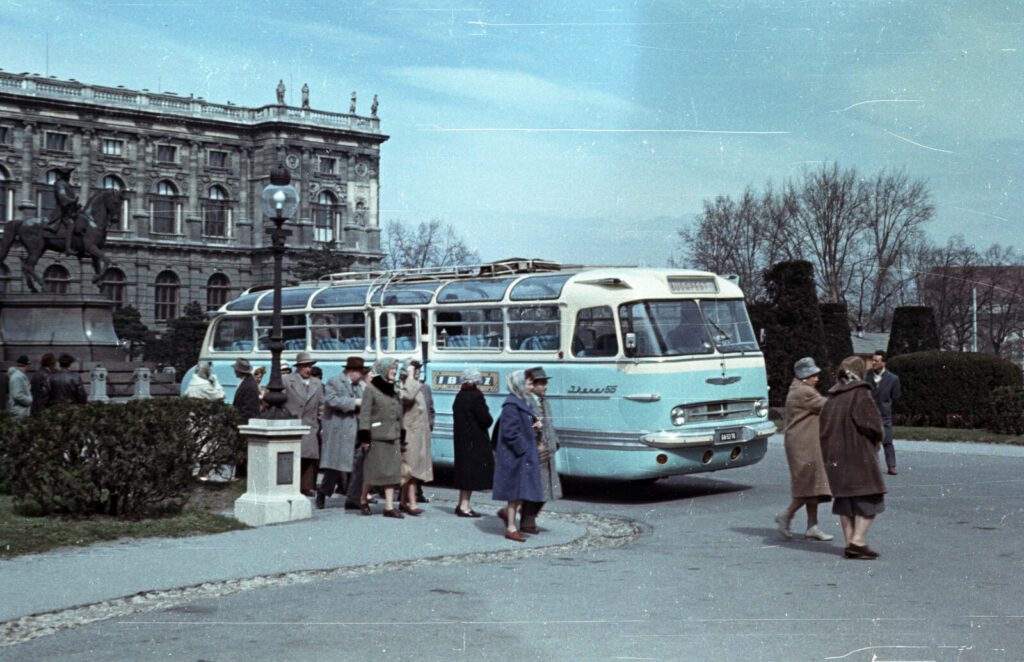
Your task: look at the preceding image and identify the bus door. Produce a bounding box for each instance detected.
[374,309,421,354]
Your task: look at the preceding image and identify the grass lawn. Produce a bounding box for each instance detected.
[895,426,1024,445]
[0,480,249,559]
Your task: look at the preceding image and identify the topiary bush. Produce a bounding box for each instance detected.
[888,351,1022,428]
[888,306,940,357]
[988,386,1024,435]
[760,261,830,406]
[1,399,242,518]
[819,302,854,376]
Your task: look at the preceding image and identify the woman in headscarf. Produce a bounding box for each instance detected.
[819,355,886,559]
[452,367,494,517]
[775,357,834,541]
[184,361,225,401]
[492,370,543,542]
[399,358,432,515]
[357,357,406,518]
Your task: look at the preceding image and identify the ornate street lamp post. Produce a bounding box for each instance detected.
[259,162,299,418]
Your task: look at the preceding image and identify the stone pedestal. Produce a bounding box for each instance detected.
[234,418,312,527]
[0,293,122,362]
[87,365,109,401]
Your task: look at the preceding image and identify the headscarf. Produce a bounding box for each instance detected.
[195,361,212,380]
[460,367,482,386]
[837,355,866,385]
[505,369,529,402]
[372,357,399,380]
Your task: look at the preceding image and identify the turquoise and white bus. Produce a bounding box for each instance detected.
[189,259,775,481]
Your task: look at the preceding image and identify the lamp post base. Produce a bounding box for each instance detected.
[233,418,312,527]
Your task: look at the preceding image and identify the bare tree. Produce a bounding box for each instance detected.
[785,163,869,304]
[918,235,981,350]
[381,219,479,270]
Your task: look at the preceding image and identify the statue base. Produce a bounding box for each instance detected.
[0,293,122,363]
[234,419,313,527]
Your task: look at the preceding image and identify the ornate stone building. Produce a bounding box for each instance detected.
[0,70,387,330]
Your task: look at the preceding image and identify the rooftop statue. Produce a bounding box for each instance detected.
[276,79,286,105]
[0,169,127,292]
[301,84,310,109]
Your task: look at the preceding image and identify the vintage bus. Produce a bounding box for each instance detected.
[187,259,775,481]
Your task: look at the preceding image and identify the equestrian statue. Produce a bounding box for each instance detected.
[0,166,127,292]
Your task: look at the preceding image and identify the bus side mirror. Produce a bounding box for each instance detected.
[624,332,637,356]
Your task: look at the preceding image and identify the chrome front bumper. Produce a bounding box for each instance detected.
[640,420,777,449]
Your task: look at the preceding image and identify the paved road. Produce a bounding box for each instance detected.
[3,438,1022,661]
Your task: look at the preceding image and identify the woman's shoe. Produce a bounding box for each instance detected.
[774,512,793,539]
[846,543,879,559]
[400,503,422,516]
[360,503,372,516]
[505,530,526,542]
[804,525,834,541]
[383,508,405,519]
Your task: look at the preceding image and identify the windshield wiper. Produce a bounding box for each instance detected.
[706,317,733,344]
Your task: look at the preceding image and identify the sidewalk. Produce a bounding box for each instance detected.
[767,433,1024,457]
[0,495,586,622]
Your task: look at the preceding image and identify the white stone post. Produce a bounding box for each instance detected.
[132,367,151,399]
[88,365,109,401]
[233,419,312,526]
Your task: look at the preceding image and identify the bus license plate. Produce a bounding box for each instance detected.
[718,429,739,443]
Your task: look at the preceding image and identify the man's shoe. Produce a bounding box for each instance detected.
[383,508,404,519]
[888,467,899,475]
[315,492,325,510]
[520,525,539,535]
[804,525,834,541]
[846,543,879,559]
[774,512,793,539]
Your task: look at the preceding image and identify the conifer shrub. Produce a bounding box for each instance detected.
[760,261,830,406]
[819,302,854,374]
[887,351,1022,428]
[888,306,940,357]
[1,399,242,517]
[989,386,1024,435]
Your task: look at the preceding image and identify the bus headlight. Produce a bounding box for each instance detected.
[670,406,686,426]
[753,398,769,418]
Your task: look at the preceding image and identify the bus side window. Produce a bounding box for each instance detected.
[573,306,617,357]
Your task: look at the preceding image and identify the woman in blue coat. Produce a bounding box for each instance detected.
[492,370,543,542]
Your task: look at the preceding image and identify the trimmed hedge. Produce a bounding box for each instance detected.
[988,386,1024,435]
[888,351,1022,428]
[888,306,940,357]
[0,399,242,517]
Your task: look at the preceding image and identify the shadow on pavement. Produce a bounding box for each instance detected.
[560,474,752,504]
[731,526,847,558]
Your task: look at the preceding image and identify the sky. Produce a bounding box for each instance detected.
[1,1,1021,267]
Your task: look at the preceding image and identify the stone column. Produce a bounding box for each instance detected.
[233,419,313,526]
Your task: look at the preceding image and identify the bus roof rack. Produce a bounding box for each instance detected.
[314,258,577,287]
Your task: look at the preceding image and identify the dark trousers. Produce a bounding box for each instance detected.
[882,421,896,468]
[319,469,343,498]
[521,500,545,527]
[344,445,366,507]
[301,458,319,492]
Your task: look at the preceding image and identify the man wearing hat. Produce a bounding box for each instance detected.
[44,166,81,255]
[283,352,325,495]
[7,355,33,418]
[521,366,562,534]
[317,356,368,509]
[232,358,261,425]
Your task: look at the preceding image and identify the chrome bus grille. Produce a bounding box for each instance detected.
[683,400,756,424]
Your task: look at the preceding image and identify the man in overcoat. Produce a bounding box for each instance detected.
[30,353,56,414]
[7,355,33,417]
[866,350,901,475]
[231,357,261,480]
[521,366,562,533]
[317,356,366,509]
[283,352,325,495]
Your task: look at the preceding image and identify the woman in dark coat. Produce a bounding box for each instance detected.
[492,370,543,542]
[357,357,406,518]
[819,355,886,560]
[452,367,494,517]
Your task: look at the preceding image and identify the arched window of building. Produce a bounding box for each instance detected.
[206,272,231,311]
[0,166,10,223]
[100,267,128,309]
[102,175,129,230]
[154,270,179,321]
[203,185,230,237]
[43,263,71,294]
[38,169,60,219]
[312,191,336,243]
[152,180,179,234]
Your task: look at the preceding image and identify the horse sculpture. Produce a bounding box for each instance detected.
[0,188,127,293]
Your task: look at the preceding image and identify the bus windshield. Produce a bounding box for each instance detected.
[619,299,757,356]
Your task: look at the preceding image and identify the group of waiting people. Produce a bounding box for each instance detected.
[777,351,901,560]
[4,352,88,417]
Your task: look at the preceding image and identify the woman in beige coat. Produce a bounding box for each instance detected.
[399,359,433,515]
[775,357,834,541]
